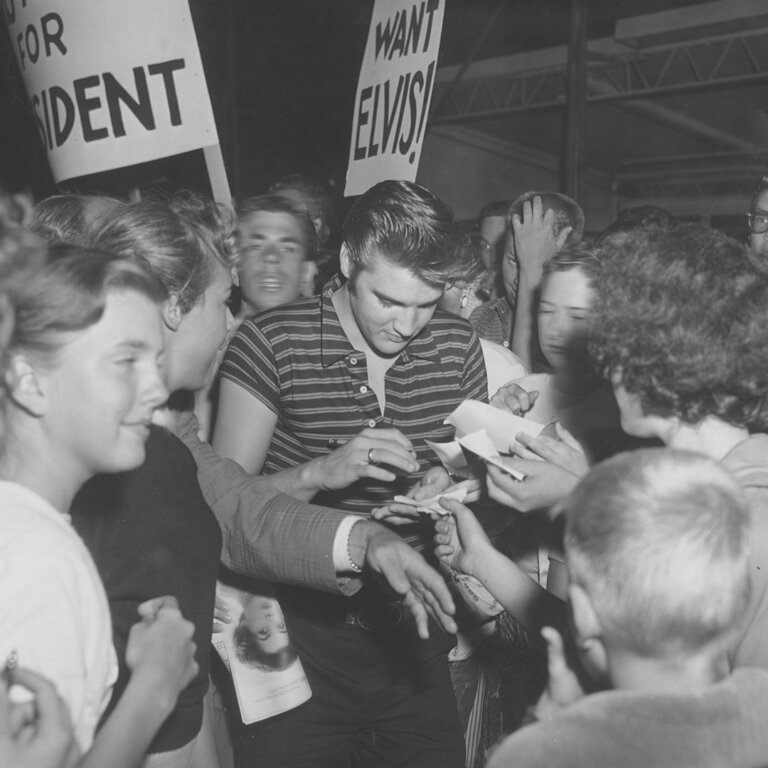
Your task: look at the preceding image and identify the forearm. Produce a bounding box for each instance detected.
[219,485,361,594]
[250,459,328,502]
[77,674,175,768]
[464,546,565,634]
[175,412,358,594]
[510,270,542,371]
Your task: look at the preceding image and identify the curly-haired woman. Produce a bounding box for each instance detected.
[589,222,768,670]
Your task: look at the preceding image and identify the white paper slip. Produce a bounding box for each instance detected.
[446,400,546,452]
[425,439,469,472]
[457,429,527,481]
[392,480,475,515]
[456,429,498,461]
[484,452,526,482]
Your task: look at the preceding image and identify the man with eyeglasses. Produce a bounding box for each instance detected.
[747,176,768,272]
[478,200,510,271]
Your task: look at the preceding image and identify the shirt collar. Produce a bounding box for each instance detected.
[320,275,440,367]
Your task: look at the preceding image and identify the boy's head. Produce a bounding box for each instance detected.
[269,173,337,247]
[500,191,584,304]
[478,199,510,270]
[508,191,584,246]
[561,448,750,675]
[237,194,318,313]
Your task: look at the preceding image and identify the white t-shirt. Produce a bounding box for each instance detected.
[0,481,117,751]
[480,339,527,399]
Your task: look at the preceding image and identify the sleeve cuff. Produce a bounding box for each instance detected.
[332,516,364,572]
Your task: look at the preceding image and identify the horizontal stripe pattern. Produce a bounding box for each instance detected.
[219,283,488,516]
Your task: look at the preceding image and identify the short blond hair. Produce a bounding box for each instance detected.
[562,448,751,658]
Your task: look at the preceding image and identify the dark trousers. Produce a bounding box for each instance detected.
[235,588,465,768]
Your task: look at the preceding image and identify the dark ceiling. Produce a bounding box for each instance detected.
[0,0,728,201]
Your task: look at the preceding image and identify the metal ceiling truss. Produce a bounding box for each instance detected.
[620,176,757,200]
[432,28,768,124]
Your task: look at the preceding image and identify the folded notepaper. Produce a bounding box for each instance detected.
[427,400,547,480]
[447,400,546,446]
[392,479,477,516]
[457,428,526,481]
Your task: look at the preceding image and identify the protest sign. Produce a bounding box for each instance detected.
[344,0,444,197]
[3,0,223,190]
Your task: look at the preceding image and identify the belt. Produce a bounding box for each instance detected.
[278,584,407,633]
[344,600,404,632]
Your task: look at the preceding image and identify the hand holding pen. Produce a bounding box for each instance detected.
[314,427,420,491]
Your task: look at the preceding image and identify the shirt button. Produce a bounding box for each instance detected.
[502,341,509,347]
[367,419,376,428]
[360,385,368,393]
[350,357,358,365]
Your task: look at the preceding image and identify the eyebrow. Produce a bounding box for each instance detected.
[115,339,154,350]
[373,289,440,309]
[539,299,590,310]
[248,233,302,244]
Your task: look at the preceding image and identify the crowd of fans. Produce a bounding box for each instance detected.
[2,171,768,768]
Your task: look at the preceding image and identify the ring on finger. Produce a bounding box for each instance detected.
[367,448,376,465]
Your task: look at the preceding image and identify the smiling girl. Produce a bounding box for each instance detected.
[0,227,197,768]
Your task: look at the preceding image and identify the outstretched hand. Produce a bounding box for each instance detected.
[510,429,589,478]
[486,458,580,513]
[490,382,539,416]
[371,467,480,525]
[354,521,457,638]
[433,499,494,579]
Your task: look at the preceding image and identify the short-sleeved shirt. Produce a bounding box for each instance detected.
[0,481,117,752]
[470,296,514,348]
[722,434,768,671]
[72,426,222,754]
[219,277,488,514]
[486,668,768,768]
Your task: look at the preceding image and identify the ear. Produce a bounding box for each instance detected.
[555,225,573,252]
[0,295,14,349]
[162,294,183,331]
[569,583,601,640]
[339,244,352,280]
[5,354,47,417]
[299,260,318,298]
[568,582,609,678]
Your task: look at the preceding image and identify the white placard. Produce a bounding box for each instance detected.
[344,0,444,197]
[4,0,220,182]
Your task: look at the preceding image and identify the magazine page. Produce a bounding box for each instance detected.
[212,580,311,724]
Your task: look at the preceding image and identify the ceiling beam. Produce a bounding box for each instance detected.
[586,78,761,152]
[432,29,768,128]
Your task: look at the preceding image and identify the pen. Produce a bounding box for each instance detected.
[326,439,347,449]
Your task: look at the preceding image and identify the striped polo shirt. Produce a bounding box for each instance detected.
[219,277,488,515]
